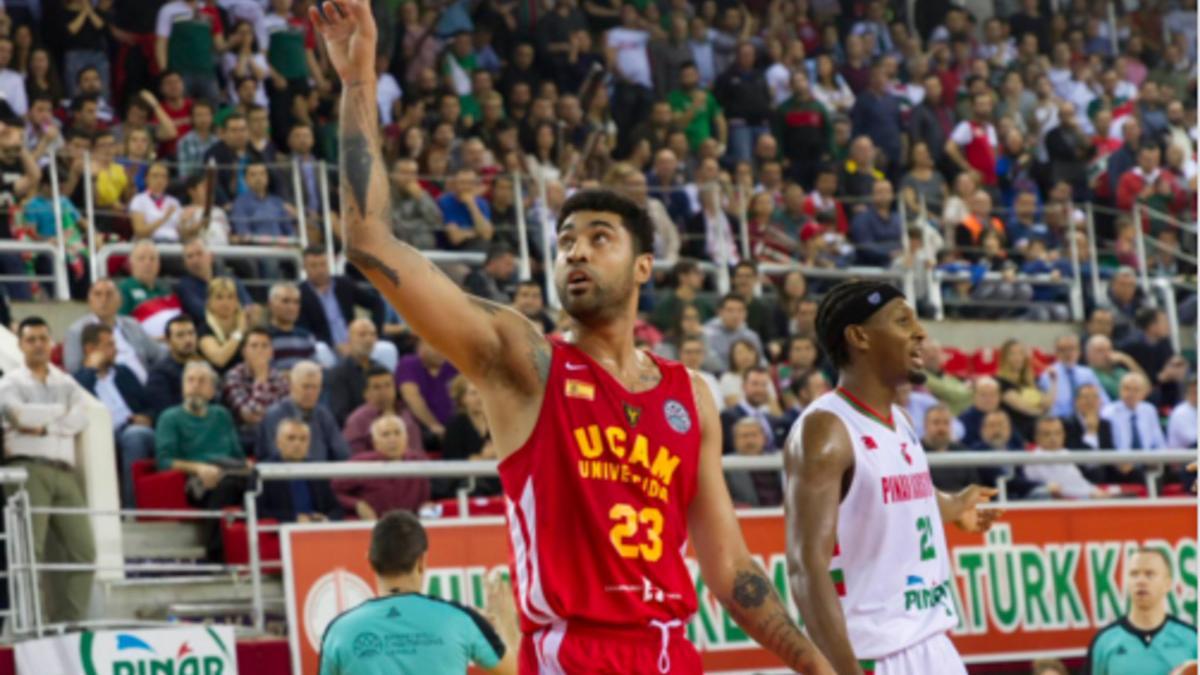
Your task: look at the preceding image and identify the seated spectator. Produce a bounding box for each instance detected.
[729,262,773,345]
[724,417,782,507]
[924,404,980,492]
[176,100,219,178]
[1087,549,1198,675]
[343,365,423,455]
[1102,372,1167,452]
[718,339,773,409]
[1115,144,1188,218]
[802,165,848,235]
[677,334,723,411]
[73,323,156,508]
[1063,383,1127,484]
[15,174,88,299]
[972,409,1030,494]
[267,282,319,370]
[1118,308,1182,406]
[775,335,822,400]
[919,338,971,415]
[463,243,517,304]
[90,130,129,213]
[198,277,248,373]
[953,190,1006,262]
[848,179,902,266]
[333,415,432,520]
[1167,377,1197,449]
[298,247,386,359]
[231,161,296,245]
[898,383,941,440]
[958,376,1002,447]
[145,315,200,420]
[257,419,344,522]
[129,162,182,241]
[256,360,350,462]
[783,369,830,420]
[436,168,494,251]
[397,338,459,443]
[1024,417,1112,499]
[221,327,290,434]
[64,278,165,383]
[1038,334,1110,418]
[1106,267,1148,335]
[202,113,263,208]
[0,318,93,623]
[117,240,181,336]
[327,319,384,425]
[155,360,247,560]
[719,367,786,454]
[176,175,232,246]
[1085,334,1141,401]
[388,157,439,249]
[511,280,555,335]
[996,339,1053,441]
[650,260,714,333]
[703,295,764,374]
[438,377,501,498]
[176,238,253,324]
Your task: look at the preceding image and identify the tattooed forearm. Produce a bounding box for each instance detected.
[724,563,825,672]
[340,132,374,214]
[346,247,400,287]
[338,80,390,234]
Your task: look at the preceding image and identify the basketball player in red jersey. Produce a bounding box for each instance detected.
[311,2,832,673]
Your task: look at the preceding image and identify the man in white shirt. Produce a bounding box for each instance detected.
[0,317,94,623]
[1024,416,1113,500]
[1102,372,1167,451]
[1167,377,1197,449]
[606,5,653,91]
[0,37,26,116]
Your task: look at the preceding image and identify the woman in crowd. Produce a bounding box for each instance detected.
[128,161,181,241]
[440,376,501,498]
[198,277,248,373]
[120,127,155,194]
[996,338,1056,441]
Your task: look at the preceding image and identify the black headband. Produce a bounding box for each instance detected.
[824,283,905,336]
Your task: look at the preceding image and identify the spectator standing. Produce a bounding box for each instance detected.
[176,101,219,178]
[924,405,980,492]
[256,360,350,461]
[73,323,156,508]
[343,364,422,455]
[1087,549,1198,675]
[298,246,385,355]
[724,417,782,507]
[774,72,831,189]
[668,62,727,154]
[605,5,655,154]
[1039,334,1110,417]
[0,318,93,623]
[267,282,319,370]
[155,360,246,560]
[1102,372,1167,452]
[945,91,998,189]
[714,42,772,163]
[62,0,110,96]
[155,0,224,102]
[145,315,200,420]
[850,65,902,178]
[257,419,343,522]
[396,338,458,443]
[221,327,289,433]
[333,415,431,519]
[848,180,902,266]
[1024,417,1110,499]
[64,279,165,383]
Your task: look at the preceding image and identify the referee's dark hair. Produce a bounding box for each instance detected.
[369,510,429,576]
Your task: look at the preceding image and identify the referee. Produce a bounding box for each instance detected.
[1086,548,1197,675]
[319,511,517,674]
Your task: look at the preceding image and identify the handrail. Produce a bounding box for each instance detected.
[756,264,906,281]
[252,450,1198,482]
[95,242,304,280]
[1150,277,1183,353]
[0,467,29,484]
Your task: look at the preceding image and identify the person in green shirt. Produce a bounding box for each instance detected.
[155,359,246,559]
[1087,548,1197,675]
[667,62,726,152]
[1085,334,1141,402]
[650,258,715,331]
[920,337,973,415]
[118,240,174,316]
[320,511,517,675]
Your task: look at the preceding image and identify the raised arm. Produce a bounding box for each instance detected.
[783,410,861,675]
[687,372,832,674]
[311,0,545,392]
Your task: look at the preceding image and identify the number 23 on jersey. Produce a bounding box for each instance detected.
[609,503,664,562]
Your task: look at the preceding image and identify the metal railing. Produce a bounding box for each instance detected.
[95,241,305,286]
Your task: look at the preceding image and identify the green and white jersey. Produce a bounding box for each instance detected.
[791,389,958,660]
[1087,616,1197,675]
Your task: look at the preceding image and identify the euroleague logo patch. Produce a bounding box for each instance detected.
[663,399,691,433]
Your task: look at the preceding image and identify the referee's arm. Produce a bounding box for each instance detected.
[463,604,517,675]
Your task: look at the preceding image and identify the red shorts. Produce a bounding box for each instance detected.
[519,620,702,674]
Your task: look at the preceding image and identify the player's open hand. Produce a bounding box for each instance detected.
[309,0,377,86]
[484,569,520,650]
[951,485,1002,533]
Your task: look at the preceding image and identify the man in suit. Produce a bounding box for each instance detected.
[719,367,786,454]
[327,318,382,425]
[256,360,350,462]
[1118,308,1185,407]
[1062,383,1120,483]
[1038,334,1110,417]
[958,376,1003,447]
[72,323,155,508]
[64,279,165,383]
[257,418,343,522]
[145,315,201,421]
[297,246,384,356]
[723,417,782,507]
[924,404,980,492]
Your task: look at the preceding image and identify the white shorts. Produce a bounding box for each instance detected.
[871,633,966,675]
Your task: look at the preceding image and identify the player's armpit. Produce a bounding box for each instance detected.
[337,79,549,391]
[784,411,861,675]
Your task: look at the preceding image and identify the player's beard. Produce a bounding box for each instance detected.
[907,370,927,385]
[557,264,636,327]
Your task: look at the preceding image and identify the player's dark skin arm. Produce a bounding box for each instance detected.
[784,410,863,675]
[688,373,834,675]
[314,0,549,455]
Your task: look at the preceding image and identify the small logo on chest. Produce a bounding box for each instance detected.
[565,379,595,401]
[663,399,691,433]
[623,402,642,428]
[900,442,913,465]
[862,436,878,450]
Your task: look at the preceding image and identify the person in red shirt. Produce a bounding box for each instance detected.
[945,90,998,188]
[311,2,834,672]
[157,70,193,158]
[1115,144,1188,220]
[802,163,848,234]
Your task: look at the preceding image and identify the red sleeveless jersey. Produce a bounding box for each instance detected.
[498,336,701,635]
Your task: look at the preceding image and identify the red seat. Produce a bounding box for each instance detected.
[971,347,999,377]
[941,347,971,379]
[220,508,281,568]
[432,495,506,518]
[1162,484,1189,497]
[132,459,195,521]
[50,343,63,368]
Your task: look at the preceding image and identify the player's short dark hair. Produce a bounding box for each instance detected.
[81,323,113,348]
[557,188,654,257]
[17,316,48,338]
[369,510,429,576]
[1133,547,1173,575]
[165,314,194,339]
[815,280,903,368]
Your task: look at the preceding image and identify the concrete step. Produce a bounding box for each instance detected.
[121,521,206,559]
[95,574,285,626]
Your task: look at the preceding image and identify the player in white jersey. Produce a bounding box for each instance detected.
[783,281,1001,675]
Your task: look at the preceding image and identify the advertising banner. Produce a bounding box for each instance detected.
[283,500,1196,674]
[14,625,239,675]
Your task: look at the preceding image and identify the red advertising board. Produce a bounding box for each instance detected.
[283,499,1197,674]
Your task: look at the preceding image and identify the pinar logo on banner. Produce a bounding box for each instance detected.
[14,625,239,675]
[281,500,1197,675]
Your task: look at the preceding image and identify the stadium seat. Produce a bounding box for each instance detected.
[220,508,282,568]
[432,495,506,518]
[50,343,63,369]
[132,459,194,521]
